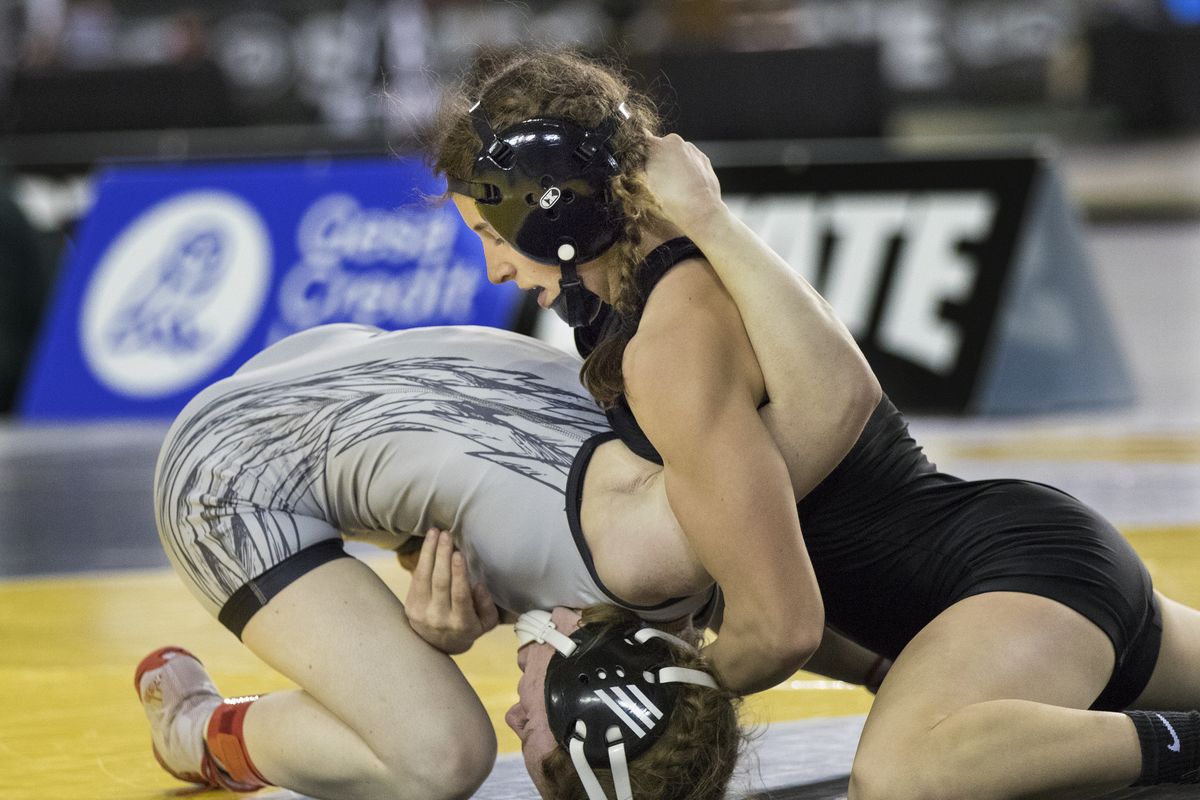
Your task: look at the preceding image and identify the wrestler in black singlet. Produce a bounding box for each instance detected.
[568,237,1162,711]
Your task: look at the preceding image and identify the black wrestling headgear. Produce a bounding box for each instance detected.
[448,102,632,327]
[515,610,718,800]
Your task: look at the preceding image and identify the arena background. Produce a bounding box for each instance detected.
[0,1,1198,798]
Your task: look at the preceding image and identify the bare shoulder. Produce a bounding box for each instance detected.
[643,256,729,320]
[623,258,761,414]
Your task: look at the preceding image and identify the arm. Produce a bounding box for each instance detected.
[644,135,881,498]
[803,627,892,692]
[625,279,823,694]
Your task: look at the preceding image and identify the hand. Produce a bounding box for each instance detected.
[642,133,724,234]
[404,528,499,654]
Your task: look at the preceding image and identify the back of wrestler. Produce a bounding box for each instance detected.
[154,322,615,632]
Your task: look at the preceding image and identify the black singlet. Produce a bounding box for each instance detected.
[570,236,1161,711]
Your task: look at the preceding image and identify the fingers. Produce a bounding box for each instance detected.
[449,550,474,622]
[472,579,500,633]
[450,550,498,634]
[405,527,497,647]
[405,528,440,606]
[431,530,454,600]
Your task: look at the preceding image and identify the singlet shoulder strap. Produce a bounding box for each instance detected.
[634,236,702,303]
[574,237,702,358]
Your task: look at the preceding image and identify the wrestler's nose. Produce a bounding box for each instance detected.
[480,240,515,285]
[485,257,515,285]
[504,702,525,735]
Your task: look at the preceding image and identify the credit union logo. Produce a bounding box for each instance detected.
[80,190,271,397]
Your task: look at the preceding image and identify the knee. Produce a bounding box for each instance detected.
[430,727,497,799]
[849,756,918,800]
[850,767,956,800]
[381,722,497,800]
[849,742,960,800]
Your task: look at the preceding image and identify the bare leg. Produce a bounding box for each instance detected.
[238,557,496,800]
[849,592,1142,800]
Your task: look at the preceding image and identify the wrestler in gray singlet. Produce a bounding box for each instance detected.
[155,324,715,637]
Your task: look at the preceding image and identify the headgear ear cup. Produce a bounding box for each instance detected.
[449,103,632,327]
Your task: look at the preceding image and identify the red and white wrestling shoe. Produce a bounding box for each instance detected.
[134,646,223,786]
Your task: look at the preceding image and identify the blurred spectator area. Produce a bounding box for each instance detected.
[0,1,1194,189]
[0,0,1197,414]
[2,0,1198,229]
[1,1,1198,156]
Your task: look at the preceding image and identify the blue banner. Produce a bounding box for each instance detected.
[20,158,520,419]
[1166,0,1200,24]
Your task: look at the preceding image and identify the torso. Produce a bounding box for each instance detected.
[578,240,1157,677]
[580,438,712,606]
[160,322,716,622]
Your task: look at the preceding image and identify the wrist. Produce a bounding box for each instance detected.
[863,655,891,693]
[675,199,731,242]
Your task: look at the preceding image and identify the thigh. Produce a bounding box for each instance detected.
[159,495,340,621]
[859,592,1115,748]
[240,557,494,769]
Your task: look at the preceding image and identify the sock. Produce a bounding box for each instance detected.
[202,696,273,792]
[1125,710,1200,785]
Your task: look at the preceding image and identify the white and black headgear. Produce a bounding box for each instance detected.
[515,610,718,800]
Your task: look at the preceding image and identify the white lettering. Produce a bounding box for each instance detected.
[878,192,995,373]
[822,195,910,336]
[296,193,455,269]
[747,195,821,283]
[277,260,481,330]
[731,189,998,374]
[276,193,482,332]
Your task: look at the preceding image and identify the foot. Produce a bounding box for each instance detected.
[134,646,223,786]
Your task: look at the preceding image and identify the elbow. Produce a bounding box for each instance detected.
[761,631,820,678]
[777,632,821,673]
[840,356,882,432]
[794,619,826,666]
[849,354,882,414]
[764,612,824,672]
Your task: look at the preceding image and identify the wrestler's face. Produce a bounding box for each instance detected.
[452,195,610,308]
[507,606,583,797]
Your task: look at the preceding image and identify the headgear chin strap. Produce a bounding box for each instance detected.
[515,611,719,800]
[448,101,632,328]
[547,241,604,327]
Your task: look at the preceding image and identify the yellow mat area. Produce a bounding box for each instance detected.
[1,526,1196,800]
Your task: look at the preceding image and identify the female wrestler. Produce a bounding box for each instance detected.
[136,323,747,800]
[434,47,1200,799]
